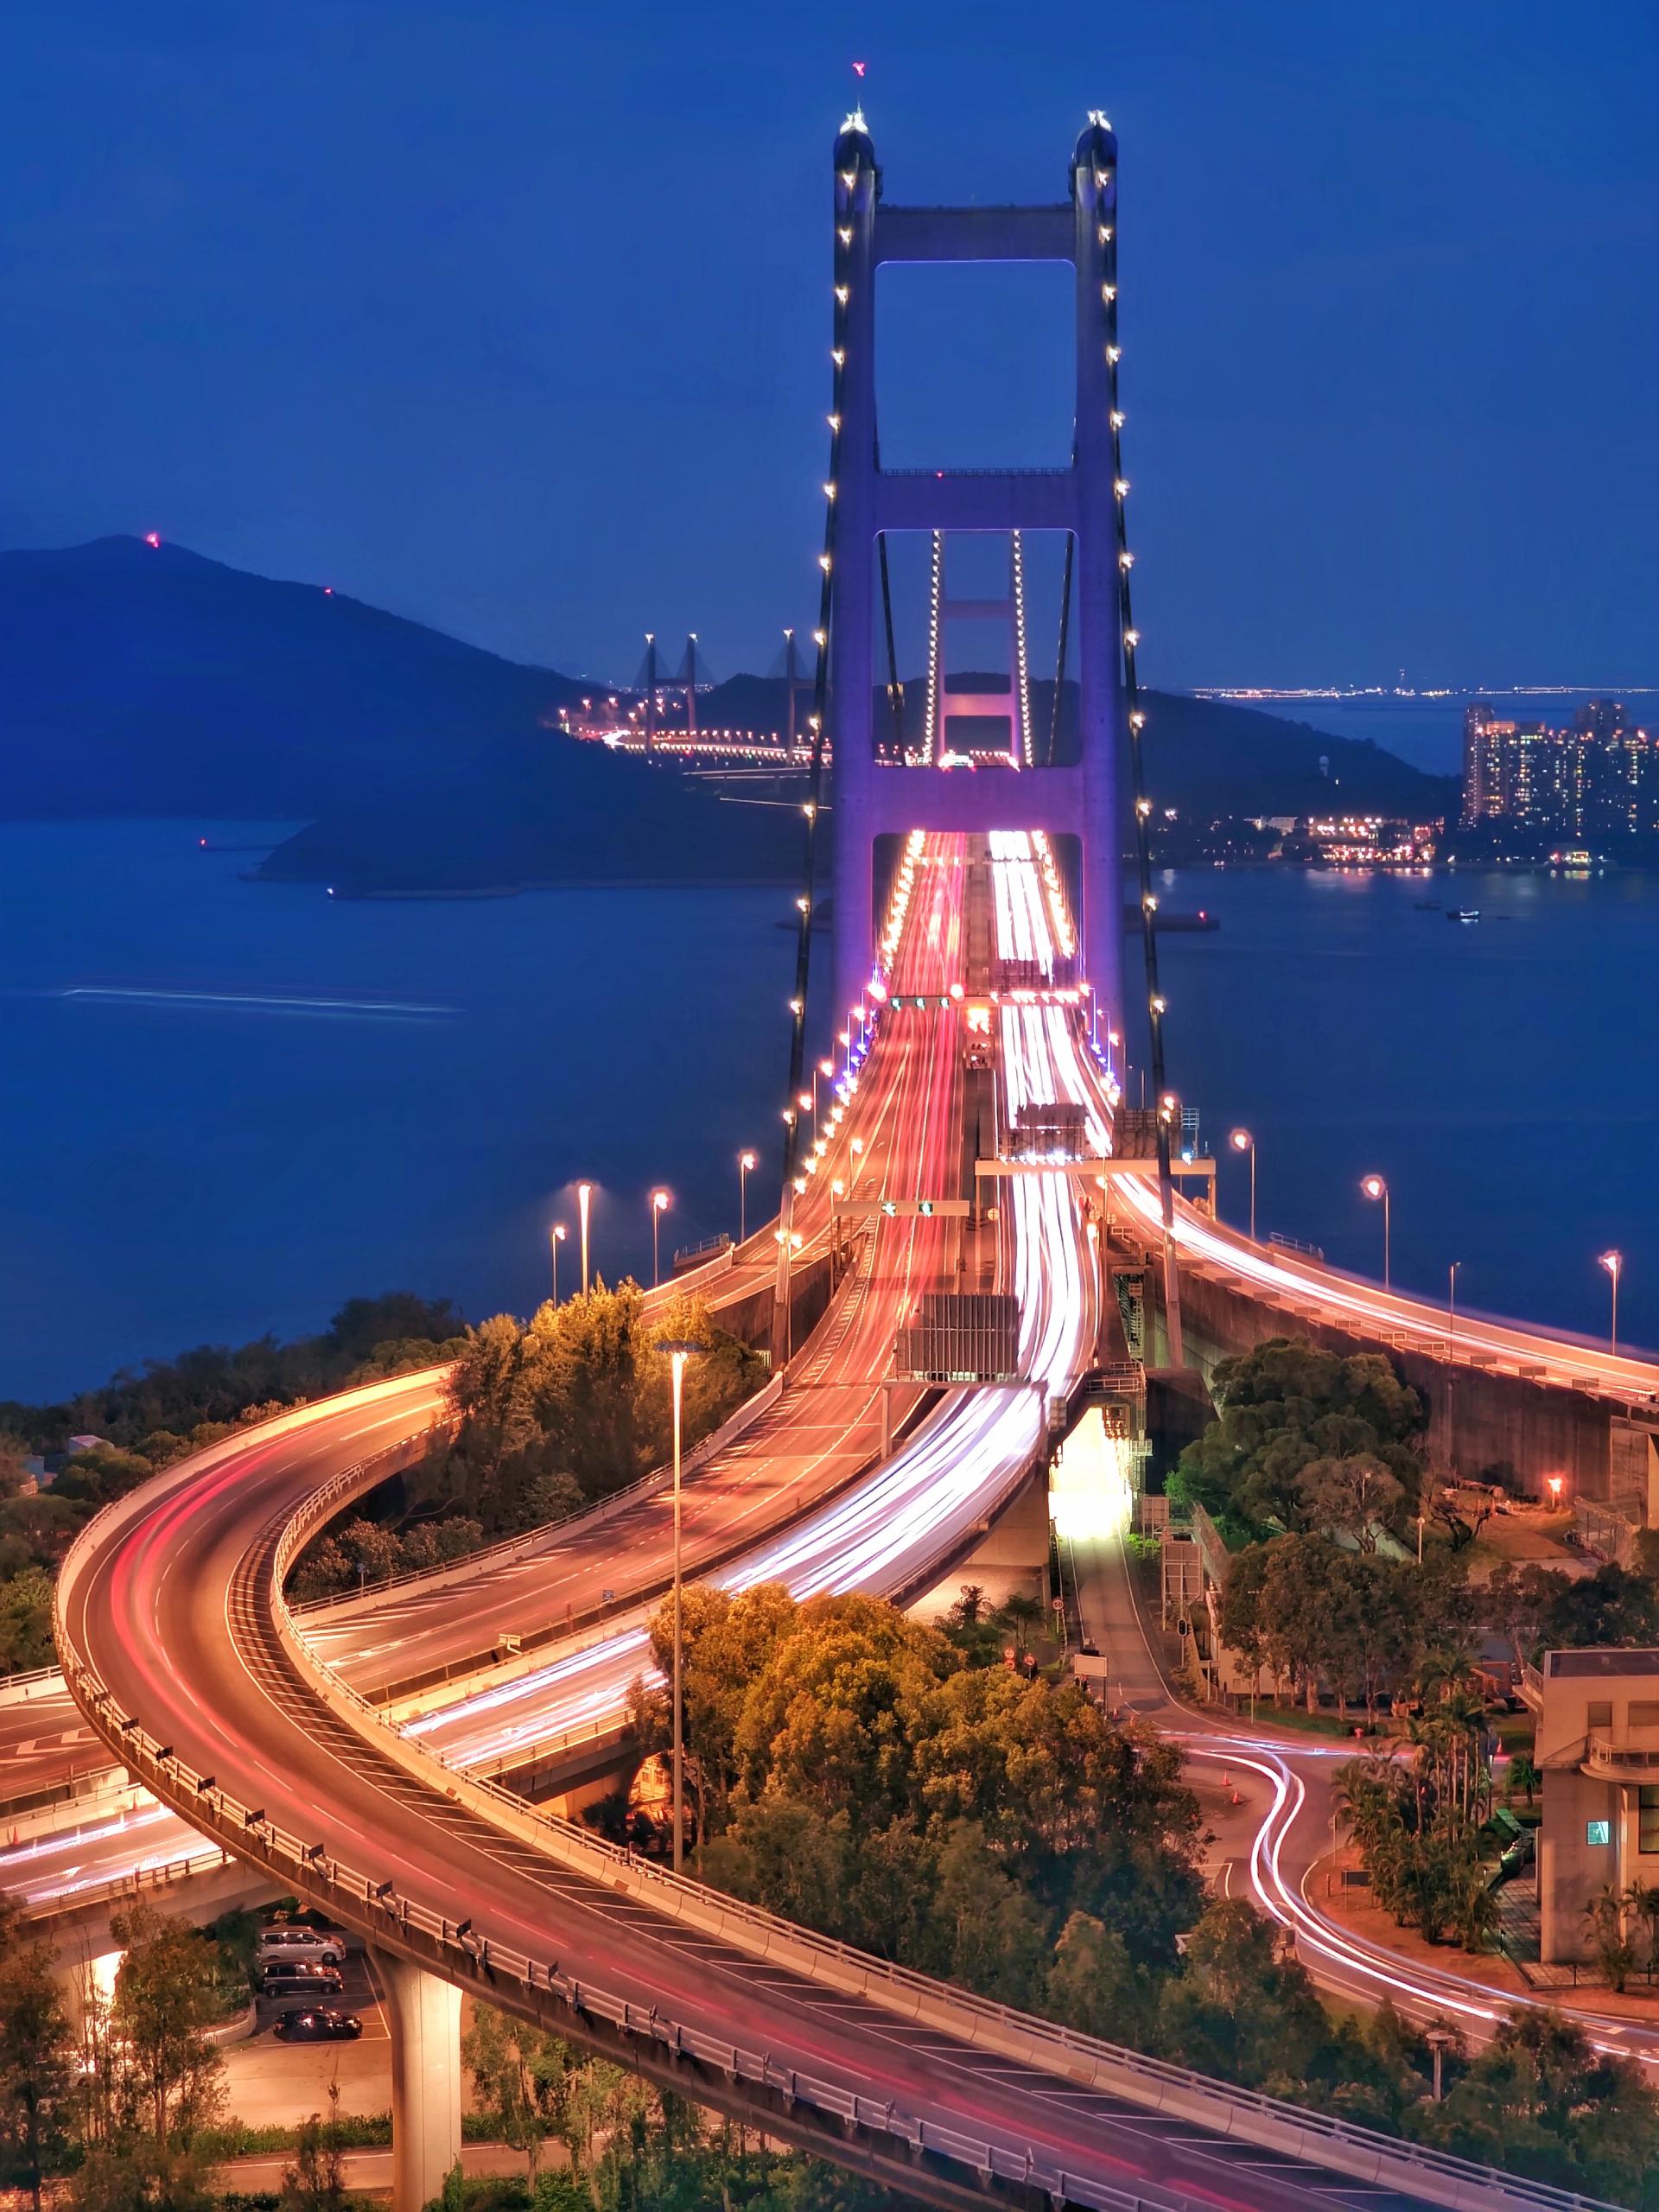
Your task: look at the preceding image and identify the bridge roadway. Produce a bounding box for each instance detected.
[5,841,970,1906]
[45,832,1622,2212]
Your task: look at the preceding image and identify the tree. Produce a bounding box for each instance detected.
[990,1591,1045,1661]
[0,1915,73,2211]
[0,1566,55,1671]
[280,2084,349,2212]
[928,1821,1048,2005]
[1217,1544,1271,1695]
[1583,1882,1635,1993]
[461,2004,579,2184]
[1045,1912,1160,2050]
[1505,1751,1540,1808]
[1155,1899,1334,2095]
[68,2140,215,2212]
[1412,2007,1659,2203]
[1541,1562,1659,1650]
[1169,1337,1425,1540]
[107,1903,226,2147]
[1296,1453,1404,1553]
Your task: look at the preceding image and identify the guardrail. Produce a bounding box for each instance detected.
[296,1374,783,1621]
[1584,1732,1659,1777]
[48,1319,1624,2212]
[0,1662,69,1706]
[58,1570,1621,2212]
[263,1434,1619,2212]
[25,1842,238,1924]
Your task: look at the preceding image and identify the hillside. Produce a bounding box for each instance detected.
[0,537,1453,893]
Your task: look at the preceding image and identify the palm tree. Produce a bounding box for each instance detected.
[993,1591,1045,1662]
[1623,1879,1659,1982]
[1584,1882,1634,1992]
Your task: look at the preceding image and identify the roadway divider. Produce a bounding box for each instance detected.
[52,1306,1622,2212]
[257,1449,1616,2212]
[58,1571,1622,2212]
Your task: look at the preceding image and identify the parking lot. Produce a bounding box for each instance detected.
[221,1947,392,2126]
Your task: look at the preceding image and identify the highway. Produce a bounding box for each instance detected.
[3,842,971,1904]
[40,832,1617,2212]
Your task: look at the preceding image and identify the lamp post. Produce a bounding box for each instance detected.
[577,1182,593,1298]
[1600,1249,1623,1358]
[1361,1173,1390,1291]
[1229,1128,1255,1242]
[738,1151,756,1243]
[651,1189,670,1287]
[659,1338,706,1873]
[1445,1260,1460,1475]
[550,1223,567,1303]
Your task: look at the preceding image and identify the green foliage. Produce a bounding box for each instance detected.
[653,1581,1204,2009]
[0,1906,75,2209]
[67,2139,216,2212]
[433,1284,763,1535]
[0,1294,465,1458]
[1155,1897,1336,2094]
[1336,1672,1499,1950]
[1221,1534,1427,1718]
[0,1563,55,1671]
[461,2005,584,2183]
[1408,2009,1659,2205]
[289,1514,488,1602]
[100,1902,229,2151]
[1172,1335,1425,1542]
[277,2084,352,2212]
[0,1294,467,1618]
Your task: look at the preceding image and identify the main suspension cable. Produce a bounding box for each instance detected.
[1092,124,1184,1361]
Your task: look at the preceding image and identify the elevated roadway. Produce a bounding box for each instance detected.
[41,832,1618,2212]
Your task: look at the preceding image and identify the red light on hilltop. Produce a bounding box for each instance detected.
[143,531,161,549]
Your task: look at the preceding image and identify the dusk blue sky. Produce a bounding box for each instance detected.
[3,1,1656,692]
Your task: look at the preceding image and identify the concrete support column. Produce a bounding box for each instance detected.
[829,126,880,1021]
[372,1947,462,2212]
[1071,144,1126,1048]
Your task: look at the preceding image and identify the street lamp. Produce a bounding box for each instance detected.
[1361,1173,1390,1291]
[1599,1249,1623,1358]
[651,1189,671,1287]
[738,1151,756,1243]
[658,1337,706,1874]
[1446,1260,1460,1477]
[550,1222,567,1303]
[577,1182,594,1298]
[1229,1128,1255,1242]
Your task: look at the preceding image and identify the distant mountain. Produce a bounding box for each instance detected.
[0,537,1453,893]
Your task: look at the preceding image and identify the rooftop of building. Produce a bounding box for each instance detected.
[1546,1649,1659,1678]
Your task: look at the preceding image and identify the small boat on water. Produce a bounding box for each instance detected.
[1447,907,1480,924]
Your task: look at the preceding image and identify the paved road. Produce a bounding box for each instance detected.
[45,837,1554,2212]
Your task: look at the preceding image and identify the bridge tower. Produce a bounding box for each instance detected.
[827,113,1129,1049]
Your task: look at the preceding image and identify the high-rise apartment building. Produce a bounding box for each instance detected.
[1459,699,1656,842]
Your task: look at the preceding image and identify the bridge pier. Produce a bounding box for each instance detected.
[372,1947,462,2212]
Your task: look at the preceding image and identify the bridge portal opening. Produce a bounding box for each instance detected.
[868,529,1078,768]
[875,261,1077,473]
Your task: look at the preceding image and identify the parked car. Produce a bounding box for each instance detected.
[256,1926,346,1967]
[273,2008,363,2043]
[260,1962,344,1998]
